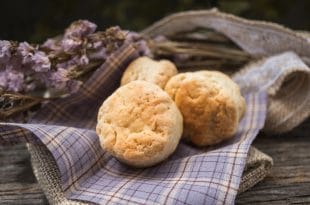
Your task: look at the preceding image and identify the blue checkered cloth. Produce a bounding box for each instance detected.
[0,43,267,205]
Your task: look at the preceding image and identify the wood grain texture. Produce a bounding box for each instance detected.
[237,119,310,205]
[0,119,309,205]
[0,144,48,205]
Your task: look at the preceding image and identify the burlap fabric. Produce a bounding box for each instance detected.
[6,9,310,204]
[142,9,310,134]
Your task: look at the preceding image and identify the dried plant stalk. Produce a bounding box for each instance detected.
[0,91,44,120]
[148,29,252,73]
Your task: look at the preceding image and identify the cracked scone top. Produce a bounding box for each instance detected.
[165,71,246,146]
[120,56,178,89]
[96,81,183,167]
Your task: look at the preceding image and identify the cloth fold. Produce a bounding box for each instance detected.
[1,9,310,205]
[27,144,272,205]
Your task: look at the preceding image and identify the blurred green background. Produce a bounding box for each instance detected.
[0,0,309,43]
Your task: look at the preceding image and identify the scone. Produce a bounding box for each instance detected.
[120,56,178,89]
[165,71,246,146]
[96,81,183,167]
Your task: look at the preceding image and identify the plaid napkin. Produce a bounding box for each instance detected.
[1,42,267,205]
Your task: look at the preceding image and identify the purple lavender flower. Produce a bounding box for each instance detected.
[43,68,82,93]
[92,41,102,49]
[61,20,97,53]
[0,66,25,92]
[124,31,152,57]
[61,38,83,52]
[56,55,80,70]
[64,20,97,38]
[17,42,51,72]
[66,80,82,93]
[47,68,69,90]
[135,40,152,57]
[0,70,8,89]
[31,51,51,72]
[0,40,12,64]
[17,42,34,64]
[124,31,140,42]
[79,54,89,65]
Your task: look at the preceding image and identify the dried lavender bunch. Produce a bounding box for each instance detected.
[0,20,150,120]
[0,20,150,95]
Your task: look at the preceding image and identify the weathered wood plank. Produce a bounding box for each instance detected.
[0,144,37,184]
[0,183,48,205]
[237,119,310,204]
[0,144,48,204]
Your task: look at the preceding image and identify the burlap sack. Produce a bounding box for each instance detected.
[142,8,310,134]
[28,9,309,204]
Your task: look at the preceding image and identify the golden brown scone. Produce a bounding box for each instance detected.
[165,71,246,146]
[96,81,183,167]
[120,56,178,89]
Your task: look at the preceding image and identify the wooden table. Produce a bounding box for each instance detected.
[0,119,309,205]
